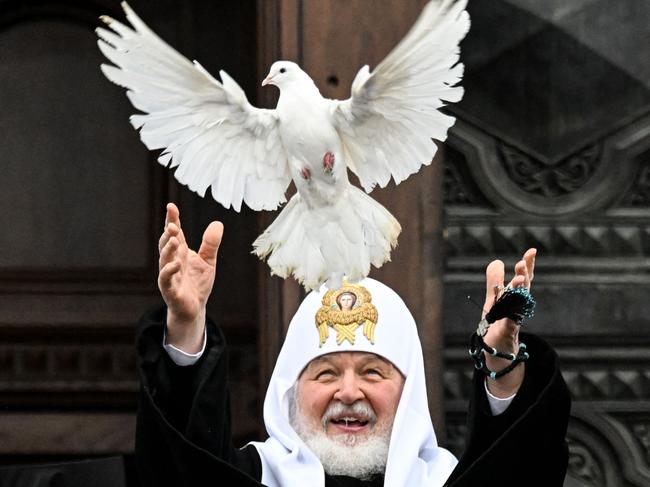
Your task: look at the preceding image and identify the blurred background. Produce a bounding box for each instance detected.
[1,1,649,485]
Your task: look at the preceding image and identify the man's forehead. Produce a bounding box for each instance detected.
[306,351,394,368]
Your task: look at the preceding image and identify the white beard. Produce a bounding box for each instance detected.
[288,389,391,480]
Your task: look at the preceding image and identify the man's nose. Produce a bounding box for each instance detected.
[333,372,365,404]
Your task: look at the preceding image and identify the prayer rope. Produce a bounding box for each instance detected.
[468,286,535,380]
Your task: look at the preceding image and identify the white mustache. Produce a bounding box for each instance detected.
[321,402,377,430]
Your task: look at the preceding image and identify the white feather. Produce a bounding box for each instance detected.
[97,1,468,289]
[254,187,401,291]
[332,0,470,192]
[97,4,290,211]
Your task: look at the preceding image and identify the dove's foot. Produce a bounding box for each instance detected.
[323,152,335,173]
[300,166,312,180]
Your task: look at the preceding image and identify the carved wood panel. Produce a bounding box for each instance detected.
[0,0,261,455]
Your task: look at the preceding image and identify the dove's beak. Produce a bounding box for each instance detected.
[262,75,273,87]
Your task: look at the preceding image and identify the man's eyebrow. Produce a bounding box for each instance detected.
[358,355,393,367]
[357,354,405,378]
[307,356,335,368]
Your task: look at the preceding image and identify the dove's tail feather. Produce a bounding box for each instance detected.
[252,187,401,291]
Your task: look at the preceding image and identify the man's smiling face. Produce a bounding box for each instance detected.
[288,351,404,478]
[294,352,404,442]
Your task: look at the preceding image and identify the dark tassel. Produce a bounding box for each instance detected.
[468,286,535,380]
[484,286,535,325]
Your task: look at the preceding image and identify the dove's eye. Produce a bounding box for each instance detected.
[279,68,286,74]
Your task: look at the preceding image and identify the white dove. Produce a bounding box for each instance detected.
[97,0,469,290]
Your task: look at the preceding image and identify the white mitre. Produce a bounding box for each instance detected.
[251,278,458,487]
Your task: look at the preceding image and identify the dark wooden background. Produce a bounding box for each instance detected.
[1,1,649,486]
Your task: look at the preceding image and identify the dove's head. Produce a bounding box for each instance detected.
[262,61,313,90]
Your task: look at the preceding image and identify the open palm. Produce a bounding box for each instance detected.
[158,203,223,351]
[481,248,536,397]
[482,248,536,346]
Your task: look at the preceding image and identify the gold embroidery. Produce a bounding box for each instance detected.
[315,281,378,346]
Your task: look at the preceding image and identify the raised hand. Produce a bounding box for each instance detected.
[158,203,223,353]
[481,248,536,397]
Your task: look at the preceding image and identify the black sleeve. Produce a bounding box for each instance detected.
[445,332,571,486]
[134,307,264,487]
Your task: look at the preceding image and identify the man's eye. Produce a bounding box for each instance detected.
[316,369,335,379]
[364,369,382,377]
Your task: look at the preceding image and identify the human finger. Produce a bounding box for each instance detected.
[164,202,178,228]
[158,259,181,293]
[509,259,528,289]
[198,221,224,267]
[158,223,174,253]
[165,203,186,246]
[523,248,536,285]
[484,260,505,315]
[160,221,184,254]
[159,236,179,269]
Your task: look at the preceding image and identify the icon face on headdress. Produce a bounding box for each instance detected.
[337,292,357,311]
[315,282,378,347]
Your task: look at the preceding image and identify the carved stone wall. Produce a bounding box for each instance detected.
[442,2,650,485]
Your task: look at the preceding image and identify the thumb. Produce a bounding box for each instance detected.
[198,221,224,267]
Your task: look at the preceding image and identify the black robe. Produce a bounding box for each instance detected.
[135,308,570,487]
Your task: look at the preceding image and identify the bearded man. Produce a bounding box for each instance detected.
[135,203,570,486]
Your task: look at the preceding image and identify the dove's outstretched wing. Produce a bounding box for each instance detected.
[97,2,290,212]
[331,0,469,192]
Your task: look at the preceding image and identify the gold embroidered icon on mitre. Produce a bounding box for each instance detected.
[315,281,378,347]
